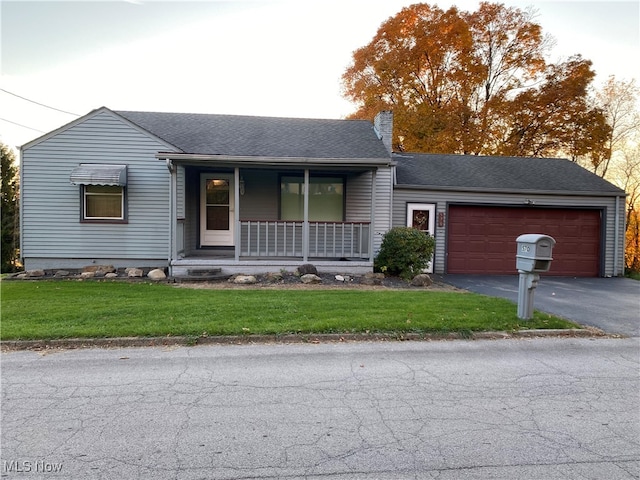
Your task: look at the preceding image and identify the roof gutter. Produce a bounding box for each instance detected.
[396,183,628,198]
[155,153,395,168]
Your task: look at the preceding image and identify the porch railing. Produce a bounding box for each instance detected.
[240,221,370,259]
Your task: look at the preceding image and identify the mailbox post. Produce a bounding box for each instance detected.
[516,234,556,320]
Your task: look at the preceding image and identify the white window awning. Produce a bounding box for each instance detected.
[70,164,127,186]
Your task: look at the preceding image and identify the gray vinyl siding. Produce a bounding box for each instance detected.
[239,170,279,220]
[392,188,626,277]
[21,110,176,269]
[345,171,371,222]
[345,167,393,254]
[373,166,393,253]
[177,165,185,218]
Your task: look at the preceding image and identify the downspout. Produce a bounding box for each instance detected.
[234,167,240,262]
[18,146,24,268]
[614,195,621,276]
[166,159,176,275]
[303,169,309,262]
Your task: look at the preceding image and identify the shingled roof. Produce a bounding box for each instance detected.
[115,110,390,159]
[394,153,625,195]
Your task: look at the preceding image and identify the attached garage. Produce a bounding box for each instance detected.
[447,205,601,276]
[393,153,627,278]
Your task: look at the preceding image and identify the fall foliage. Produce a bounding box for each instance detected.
[343,2,640,274]
[592,77,640,178]
[342,2,609,159]
[627,209,640,273]
[591,78,640,272]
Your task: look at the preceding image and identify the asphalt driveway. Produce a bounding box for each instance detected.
[440,274,640,337]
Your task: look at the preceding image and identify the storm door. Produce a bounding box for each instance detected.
[407,203,436,273]
[200,173,234,246]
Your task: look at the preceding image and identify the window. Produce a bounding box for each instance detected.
[281,176,344,221]
[70,164,127,223]
[83,185,125,221]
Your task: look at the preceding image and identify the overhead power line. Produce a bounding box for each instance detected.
[0,117,45,133]
[0,88,80,116]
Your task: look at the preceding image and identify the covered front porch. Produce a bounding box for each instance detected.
[162,154,391,277]
[171,220,374,276]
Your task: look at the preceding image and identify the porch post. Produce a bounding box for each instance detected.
[234,167,241,261]
[370,168,376,263]
[303,169,309,262]
[167,159,177,275]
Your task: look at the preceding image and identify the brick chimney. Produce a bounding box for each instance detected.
[373,111,393,154]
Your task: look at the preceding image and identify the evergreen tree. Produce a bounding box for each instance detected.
[1,142,19,272]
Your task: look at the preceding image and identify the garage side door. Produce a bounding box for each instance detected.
[447,206,601,276]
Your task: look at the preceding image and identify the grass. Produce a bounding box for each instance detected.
[0,280,580,341]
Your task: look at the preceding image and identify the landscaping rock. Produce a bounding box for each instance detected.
[54,270,71,278]
[80,271,95,279]
[83,265,116,275]
[126,268,144,278]
[264,272,284,283]
[232,275,257,284]
[25,269,45,278]
[297,263,318,275]
[147,269,166,280]
[300,274,322,284]
[334,274,353,283]
[411,273,433,287]
[105,273,118,279]
[361,272,384,285]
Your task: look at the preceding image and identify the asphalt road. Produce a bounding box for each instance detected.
[440,275,640,337]
[2,339,639,479]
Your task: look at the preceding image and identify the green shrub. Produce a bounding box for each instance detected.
[375,227,436,280]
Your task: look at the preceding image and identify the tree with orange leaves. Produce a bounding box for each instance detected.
[342,2,608,159]
[587,77,640,273]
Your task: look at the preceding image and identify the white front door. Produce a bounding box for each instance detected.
[407,203,436,273]
[200,173,235,246]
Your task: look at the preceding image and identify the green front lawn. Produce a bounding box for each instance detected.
[0,280,580,341]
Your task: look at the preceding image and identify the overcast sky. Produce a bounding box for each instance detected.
[1,0,638,149]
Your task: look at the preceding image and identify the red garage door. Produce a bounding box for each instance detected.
[447,206,601,276]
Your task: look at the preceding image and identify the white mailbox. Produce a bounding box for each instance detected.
[516,234,555,273]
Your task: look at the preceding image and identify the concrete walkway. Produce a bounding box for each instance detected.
[440,275,640,337]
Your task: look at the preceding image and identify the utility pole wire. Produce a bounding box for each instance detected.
[0,117,45,133]
[0,88,80,116]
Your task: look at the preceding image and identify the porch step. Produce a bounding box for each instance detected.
[187,268,223,276]
[172,268,230,283]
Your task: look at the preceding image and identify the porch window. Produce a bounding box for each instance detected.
[281,176,344,221]
[83,185,125,221]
